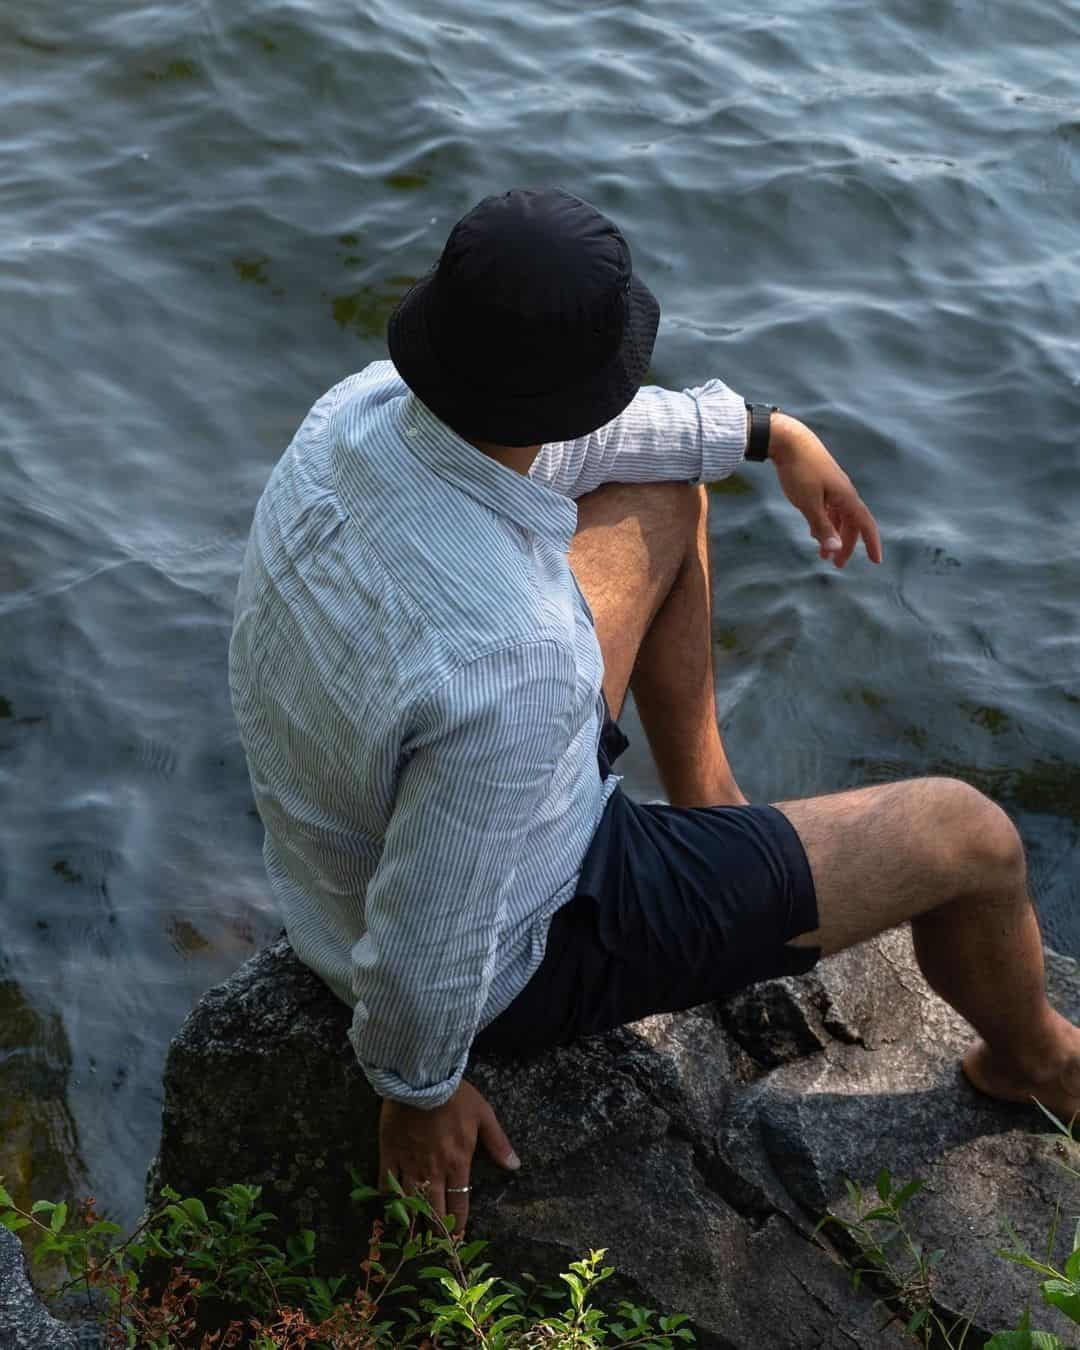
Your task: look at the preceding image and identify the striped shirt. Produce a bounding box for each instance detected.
[229,361,747,1107]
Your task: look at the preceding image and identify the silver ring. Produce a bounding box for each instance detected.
[445,1185,471,1194]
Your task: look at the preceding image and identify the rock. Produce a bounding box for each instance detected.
[468,1135,913,1350]
[0,1226,81,1349]
[149,929,1080,1347]
[722,928,1080,1342]
[0,971,87,1249]
[720,927,929,1068]
[152,938,380,1271]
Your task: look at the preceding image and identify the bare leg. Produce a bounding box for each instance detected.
[569,481,742,806]
[777,778,1080,1118]
[630,483,742,807]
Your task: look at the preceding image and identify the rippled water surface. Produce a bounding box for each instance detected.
[4,0,1079,1227]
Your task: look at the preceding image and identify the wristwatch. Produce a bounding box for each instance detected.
[745,403,778,462]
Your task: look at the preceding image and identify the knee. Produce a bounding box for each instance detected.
[638,480,707,546]
[676,482,708,542]
[930,778,1025,896]
[657,480,706,521]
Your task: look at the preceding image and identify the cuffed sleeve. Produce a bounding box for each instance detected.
[347,640,576,1108]
[530,378,748,499]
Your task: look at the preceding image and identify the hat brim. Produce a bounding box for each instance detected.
[387,271,660,448]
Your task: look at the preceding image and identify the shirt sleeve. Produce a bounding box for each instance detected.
[529,378,748,500]
[348,639,575,1108]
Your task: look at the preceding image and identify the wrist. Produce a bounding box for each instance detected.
[765,412,808,468]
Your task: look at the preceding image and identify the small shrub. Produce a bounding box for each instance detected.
[0,1171,694,1349]
[818,1101,1080,1349]
[816,1168,965,1347]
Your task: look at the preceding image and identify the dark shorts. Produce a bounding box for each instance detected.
[473,701,820,1056]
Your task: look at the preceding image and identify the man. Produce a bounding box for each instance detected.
[230,187,1080,1236]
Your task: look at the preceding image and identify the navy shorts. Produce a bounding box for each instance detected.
[473,702,820,1056]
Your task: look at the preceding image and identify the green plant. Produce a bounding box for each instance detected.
[982,1103,1080,1350]
[818,1102,1080,1350]
[0,1170,696,1349]
[816,1167,971,1348]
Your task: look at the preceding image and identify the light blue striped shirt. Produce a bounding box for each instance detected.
[229,361,747,1107]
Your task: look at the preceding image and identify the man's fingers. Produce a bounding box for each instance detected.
[445,1176,470,1235]
[859,503,883,564]
[425,1179,447,1222]
[834,512,860,568]
[478,1102,520,1172]
[401,1173,429,1203]
[807,505,842,560]
[819,493,882,568]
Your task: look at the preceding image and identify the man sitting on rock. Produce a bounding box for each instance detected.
[229,187,1079,1235]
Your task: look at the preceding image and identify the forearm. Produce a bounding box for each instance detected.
[533,379,747,497]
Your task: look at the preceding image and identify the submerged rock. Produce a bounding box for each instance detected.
[148,930,1080,1348]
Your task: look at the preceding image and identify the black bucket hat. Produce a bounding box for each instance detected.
[387,187,660,447]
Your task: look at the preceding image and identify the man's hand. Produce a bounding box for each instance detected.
[768,414,883,569]
[379,1078,519,1234]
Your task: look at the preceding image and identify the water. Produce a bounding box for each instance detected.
[3,0,1079,1230]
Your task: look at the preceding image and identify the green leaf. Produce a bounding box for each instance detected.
[477,1292,517,1317]
[489,1313,525,1337]
[1041,1279,1080,1323]
[996,1250,1059,1278]
[561,1270,585,1310]
[906,1307,929,1334]
[463,1276,496,1309]
[286,1229,316,1263]
[985,1333,1065,1350]
[458,1238,488,1265]
[1032,1098,1073,1139]
[893,1178,925,1209]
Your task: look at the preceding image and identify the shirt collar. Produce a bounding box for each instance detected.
[396,393,577,549]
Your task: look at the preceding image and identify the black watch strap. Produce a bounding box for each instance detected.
[745,403,778,462]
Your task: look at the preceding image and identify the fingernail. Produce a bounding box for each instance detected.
[506,1150,521,1170]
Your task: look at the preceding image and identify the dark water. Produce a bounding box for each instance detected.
[3,0,1079,1229]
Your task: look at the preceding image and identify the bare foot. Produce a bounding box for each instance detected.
[962,1033,1080,1126]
